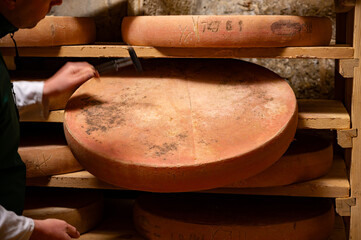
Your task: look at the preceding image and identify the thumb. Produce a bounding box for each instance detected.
[66,223,80,238]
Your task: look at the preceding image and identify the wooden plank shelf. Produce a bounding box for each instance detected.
[205,157,350,198]
[26,157,350,198]
[297,99,350,129]
[20,99,351,130]
[77,198,346,240]
[0,44,354,59]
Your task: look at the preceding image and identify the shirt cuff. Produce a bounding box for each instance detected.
[0,205,34,240]
[12,81,49,120]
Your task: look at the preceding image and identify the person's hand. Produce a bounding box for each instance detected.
[43,62,99,98]
[30,219,80,240]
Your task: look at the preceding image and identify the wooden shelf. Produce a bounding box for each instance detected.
[27,157,350,198]
[20,99,351,130]
[0,44,354,59]
[205,157,350,198]
[297,99,350,130]
[78,198,346,240]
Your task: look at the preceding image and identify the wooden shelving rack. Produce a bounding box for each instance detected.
[26,157,349,199]
[1,0,360,239]
[0,44,354,59]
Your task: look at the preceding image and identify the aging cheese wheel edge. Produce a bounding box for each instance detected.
[19,123,83,178]
[228,133,333,188]
[64,59,298,192]
[19,145,83,178]
[24,189,103,234]
[0,16,96,47]
[133,194,335,240]
[122,15,332,48]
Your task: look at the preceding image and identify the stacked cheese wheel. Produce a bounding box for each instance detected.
[19,123,82,178]
[0,16,96,47]
[122,15,332,47]
[133,193,335,240]
[24,188,103,234]
[228,133,333,188]
[64,58,298,192]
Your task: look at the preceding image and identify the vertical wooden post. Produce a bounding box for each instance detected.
[350,0,361,239]
[344,8,355,176]
[336,8,355,239]
[335,13,346,101]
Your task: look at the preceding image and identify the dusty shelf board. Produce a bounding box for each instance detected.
[297,99,350,129]
[204,157,350,198]
[0,44,354,59]
[20,99,351,130]
[27,157,350,198]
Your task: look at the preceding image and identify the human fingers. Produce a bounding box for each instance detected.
[71,66,98,85]
[66,223,80,238]
[64,62,96,75]
[30,219,76,240]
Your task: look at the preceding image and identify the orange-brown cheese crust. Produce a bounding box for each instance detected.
[122,15,332,47]
[64,59,297,192]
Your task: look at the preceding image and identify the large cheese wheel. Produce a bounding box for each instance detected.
[19,123,82,178]
[227,133,333,188]
[64,59,297,192]
[121,15,332,47]
[0,16,96,47]
[24,189,103,234]
[133,194,335,240]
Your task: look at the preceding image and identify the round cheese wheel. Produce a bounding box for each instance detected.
[121,15,332,48]
[0,16,96,47]
[227,133,333,188]
[24,189,103,234]
[64,59,298,192]
[19,123,83,178]
[133,194,335,240]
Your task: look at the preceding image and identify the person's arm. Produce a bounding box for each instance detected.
[0,204,81,240]
[30,219,80,240]
[13,62,98,120]
[12,81,49,120]
[0,205,34,240]
[42,61,98,98]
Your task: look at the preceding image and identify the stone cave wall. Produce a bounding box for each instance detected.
[142,0,336,99]
[49,0,336,99]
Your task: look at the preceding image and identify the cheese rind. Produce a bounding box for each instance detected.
[134,194,335,240]
[0,16,96,47]
[122,15,332,47]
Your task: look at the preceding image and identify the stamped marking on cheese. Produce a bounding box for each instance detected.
[179,25,193,45]
[50,24,56,38]
[30,154,52,176]
[179,17,246,45]
[271,20,303,36]
[201,20,221,33]
[238,20,243,32]
[226,20,233,31]
[191,16,200,41]
[271,20,313,36]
